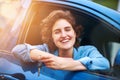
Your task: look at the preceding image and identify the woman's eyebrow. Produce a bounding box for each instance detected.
[53,26,71,32]
[65,26,71,29]
[53,29,60,32]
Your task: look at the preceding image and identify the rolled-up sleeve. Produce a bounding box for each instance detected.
[78,57,110,70]
[11,43,49,62]
[76,46,110,70]
[79,57,92,68]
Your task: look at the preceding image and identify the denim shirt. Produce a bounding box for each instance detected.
[12,43,110,79]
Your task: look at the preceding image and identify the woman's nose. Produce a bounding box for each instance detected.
[61,31,67,37]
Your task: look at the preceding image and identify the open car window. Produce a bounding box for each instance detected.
[17,1,120,64]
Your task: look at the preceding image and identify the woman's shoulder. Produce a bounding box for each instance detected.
[77,45,97,51]
[78,45,97,49]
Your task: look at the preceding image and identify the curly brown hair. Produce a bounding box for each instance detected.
[40,10,83,52]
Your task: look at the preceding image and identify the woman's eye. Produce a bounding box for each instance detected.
[65,27,71,31]
[54,30,60,34]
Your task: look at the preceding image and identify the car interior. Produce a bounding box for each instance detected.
[17,2,120,78]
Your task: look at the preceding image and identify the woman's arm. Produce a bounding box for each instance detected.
[12,44,86,71]
[77,46,110,70]
[11,43,49,62]
[40,56,87,71]
[30,49,87,71]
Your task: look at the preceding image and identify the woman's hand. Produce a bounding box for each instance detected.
[39,54,86,71]
[40,55,63,69]
[30,49,86,71]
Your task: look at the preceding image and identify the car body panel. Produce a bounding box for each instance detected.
[39,0,120,30]
[0,52,118,80]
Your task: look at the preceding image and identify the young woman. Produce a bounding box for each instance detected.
[12,10,110,78]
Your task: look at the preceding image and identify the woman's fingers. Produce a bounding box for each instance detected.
[40,55,55,62]
[37,54,61,69]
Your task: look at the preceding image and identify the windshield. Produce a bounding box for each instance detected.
[0,0,31,52]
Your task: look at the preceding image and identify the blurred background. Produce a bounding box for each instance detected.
[0,0,31,50]
[92,0,120,11]
[0,0,31,32]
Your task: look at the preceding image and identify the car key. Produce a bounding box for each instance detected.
[38,61,42,76]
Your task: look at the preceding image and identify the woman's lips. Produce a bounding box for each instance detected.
[61,39,69,43]
[60,37,70,43]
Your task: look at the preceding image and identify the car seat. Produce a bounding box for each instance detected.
[114,49,120,65]
[111,49,120,78]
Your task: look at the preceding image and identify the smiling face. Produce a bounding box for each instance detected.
[52,19,76,51]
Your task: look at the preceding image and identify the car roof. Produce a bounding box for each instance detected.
[35,0,120,30]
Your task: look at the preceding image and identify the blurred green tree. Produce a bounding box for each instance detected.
[92,0,118,10]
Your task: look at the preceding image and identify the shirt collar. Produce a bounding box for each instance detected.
[53,48,77,59]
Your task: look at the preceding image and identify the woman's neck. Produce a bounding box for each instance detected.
[58,48,73,58]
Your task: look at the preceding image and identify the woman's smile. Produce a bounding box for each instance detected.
[60,36,70,43]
